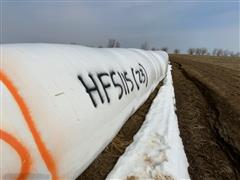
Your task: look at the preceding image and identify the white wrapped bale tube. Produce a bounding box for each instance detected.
[0,44,168,179]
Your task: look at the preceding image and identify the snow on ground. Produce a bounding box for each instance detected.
[107,64,190,180]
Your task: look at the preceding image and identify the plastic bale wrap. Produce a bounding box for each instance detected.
[0,44,168,179]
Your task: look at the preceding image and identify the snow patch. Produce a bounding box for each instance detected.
[107,64,190,180]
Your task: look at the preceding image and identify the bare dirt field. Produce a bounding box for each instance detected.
[171,54,240,180]
[78,55,240,180]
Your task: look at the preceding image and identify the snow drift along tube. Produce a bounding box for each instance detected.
[0,44,168,179]
[107,65,190,179]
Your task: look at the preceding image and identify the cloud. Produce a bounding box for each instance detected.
[1,1,239,52]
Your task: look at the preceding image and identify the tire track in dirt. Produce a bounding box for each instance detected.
[171,58,240,180]
[178,62,239,176]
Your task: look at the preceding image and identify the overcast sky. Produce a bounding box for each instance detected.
[1,0,239,53]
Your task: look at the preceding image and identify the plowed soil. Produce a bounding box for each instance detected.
[170,54,240,180]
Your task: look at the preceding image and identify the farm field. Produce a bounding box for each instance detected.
[170,55,240,179]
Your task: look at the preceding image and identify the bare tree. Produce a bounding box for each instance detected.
[195,48,201,55]
[108,39,120,48]
[201,48,208,55]
[141,41,150,50]
[107,39,115,48]
[174,49,180,54]
[161,47,168,52]
[212,48,218,56]
[115,41,120,48]
[188,48,195,55]
[216,49,224,56]
[223,49,229,56]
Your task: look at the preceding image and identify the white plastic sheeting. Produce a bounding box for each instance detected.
[107,65,190,180]
[0,44,168,179]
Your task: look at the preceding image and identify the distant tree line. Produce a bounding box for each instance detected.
[139,41,239,57]
[87,39,121,48]
[75,39,240,57]
[188,48,239,57]
[107,39,120,48]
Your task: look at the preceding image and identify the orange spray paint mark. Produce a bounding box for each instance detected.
[0,71,58,180]
[0,130,31,180]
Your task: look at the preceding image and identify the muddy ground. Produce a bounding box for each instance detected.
[171,55,240,180]
[78,55,240,180]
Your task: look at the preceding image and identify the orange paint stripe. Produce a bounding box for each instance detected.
[0,71,58,180]
[0,129,31,180]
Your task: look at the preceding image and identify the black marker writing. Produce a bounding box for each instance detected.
[78,63,148,108]
[78,74,104,108]
[110,71,123,100]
